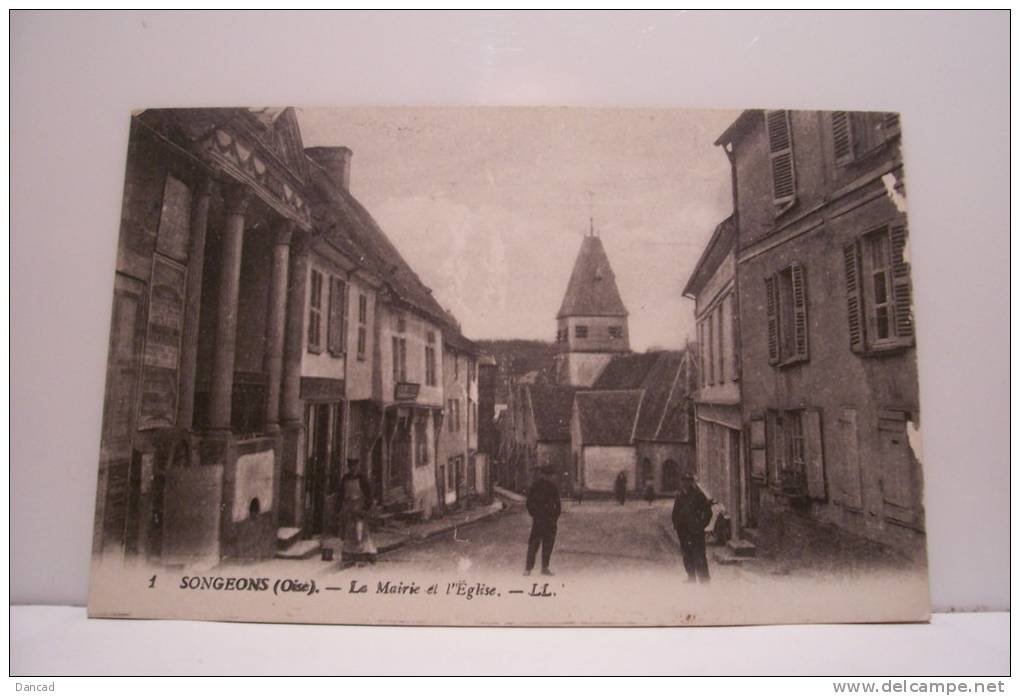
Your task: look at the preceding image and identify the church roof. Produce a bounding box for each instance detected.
[556,235,628,319]
[590,350,693,443]
[574,390,644,446]
[527,383,577,442]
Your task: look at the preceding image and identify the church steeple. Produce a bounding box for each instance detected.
[557,234,628,320]
[555,233,630,387]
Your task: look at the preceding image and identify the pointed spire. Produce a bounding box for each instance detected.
[557,234,628,319]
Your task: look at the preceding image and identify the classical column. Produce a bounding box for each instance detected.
[176,176,213,430]
[263,219,293,433]
[207,183,250,432]
[281,229,310,426]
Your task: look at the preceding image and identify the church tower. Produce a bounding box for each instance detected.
[555,230,630,387]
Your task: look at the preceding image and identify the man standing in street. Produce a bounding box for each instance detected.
[671,472,712,583]
[614,471,628,505]
[524,465,561,576]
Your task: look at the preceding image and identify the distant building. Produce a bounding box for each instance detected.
[476,353,498,498]
[683,215,754,540]
[714,109,921,556]
[555,232,630,387]
[499,231,696,497]
[572,351,696,495]
[437,329,481,512]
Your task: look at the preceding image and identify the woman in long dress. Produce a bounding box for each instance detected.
[338,459,377,567]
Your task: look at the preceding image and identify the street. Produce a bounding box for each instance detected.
[386,498,692,576]
[233,498,743,585]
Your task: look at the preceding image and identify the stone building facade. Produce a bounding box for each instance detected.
[714,109,922,556]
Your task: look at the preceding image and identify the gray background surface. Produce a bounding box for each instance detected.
[11,10,1009,613]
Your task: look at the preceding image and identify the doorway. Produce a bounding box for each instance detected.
[661,459,679,492]
[301,398,338,534]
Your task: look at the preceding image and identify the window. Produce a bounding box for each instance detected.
[788,411,805,474]
[414,416,428,467]
[356,294,367,361]
[392,336,406,382]
[608,326,623,339]
[749,417,767,481]
[448,399,461,433]
[833,111,901,165]
[729,293,740,381]
[357,327,367,361]
[844,225,913,354]
[706,312,714,385]
[425,345,436,386]
[768,409,825,499]
[697,322,706,388]
[765,264,808,366]
[307,269,323,353]
[472,402,477,434]
[327,276,347,356]
[454,354,459,381]
[575,325,588,339]
[765,110,796,207]
[716,305,725,383]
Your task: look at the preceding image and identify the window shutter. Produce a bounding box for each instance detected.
[730,294,740,380]
[803,409,826,500]
[838,408,863,509]
[765,275,779,365]
[831,111,854,164]
[843,241,866,353]
[328,277,345,355]
[879,411,918,525]
[890,225,914,341]
[765,110,796,205]
[880,112,901,143]
[790,264,809,361]
[766,410,785,484]
[341,280,349,355]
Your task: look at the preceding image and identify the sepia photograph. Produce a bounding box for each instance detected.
[87,104,929,627]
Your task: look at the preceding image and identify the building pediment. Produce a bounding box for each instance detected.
[199,123,312,230]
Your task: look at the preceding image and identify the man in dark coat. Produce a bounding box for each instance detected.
[671,472,712,583]
[524,466,561,576]
[614,471,628,505]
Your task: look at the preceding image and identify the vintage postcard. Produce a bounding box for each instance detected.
[88,106,929,626]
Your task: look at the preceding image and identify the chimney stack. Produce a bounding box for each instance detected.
[305,146,352,192]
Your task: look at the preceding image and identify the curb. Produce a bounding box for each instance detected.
[376,501,508,554]
[493,486,526,504]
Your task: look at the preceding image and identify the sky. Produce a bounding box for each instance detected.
[297,107,740,351]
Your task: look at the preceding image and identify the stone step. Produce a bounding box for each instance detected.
[728,538,757,557]
[276,526,303,549]
[275,539,321,560]
[712,547,755,566]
